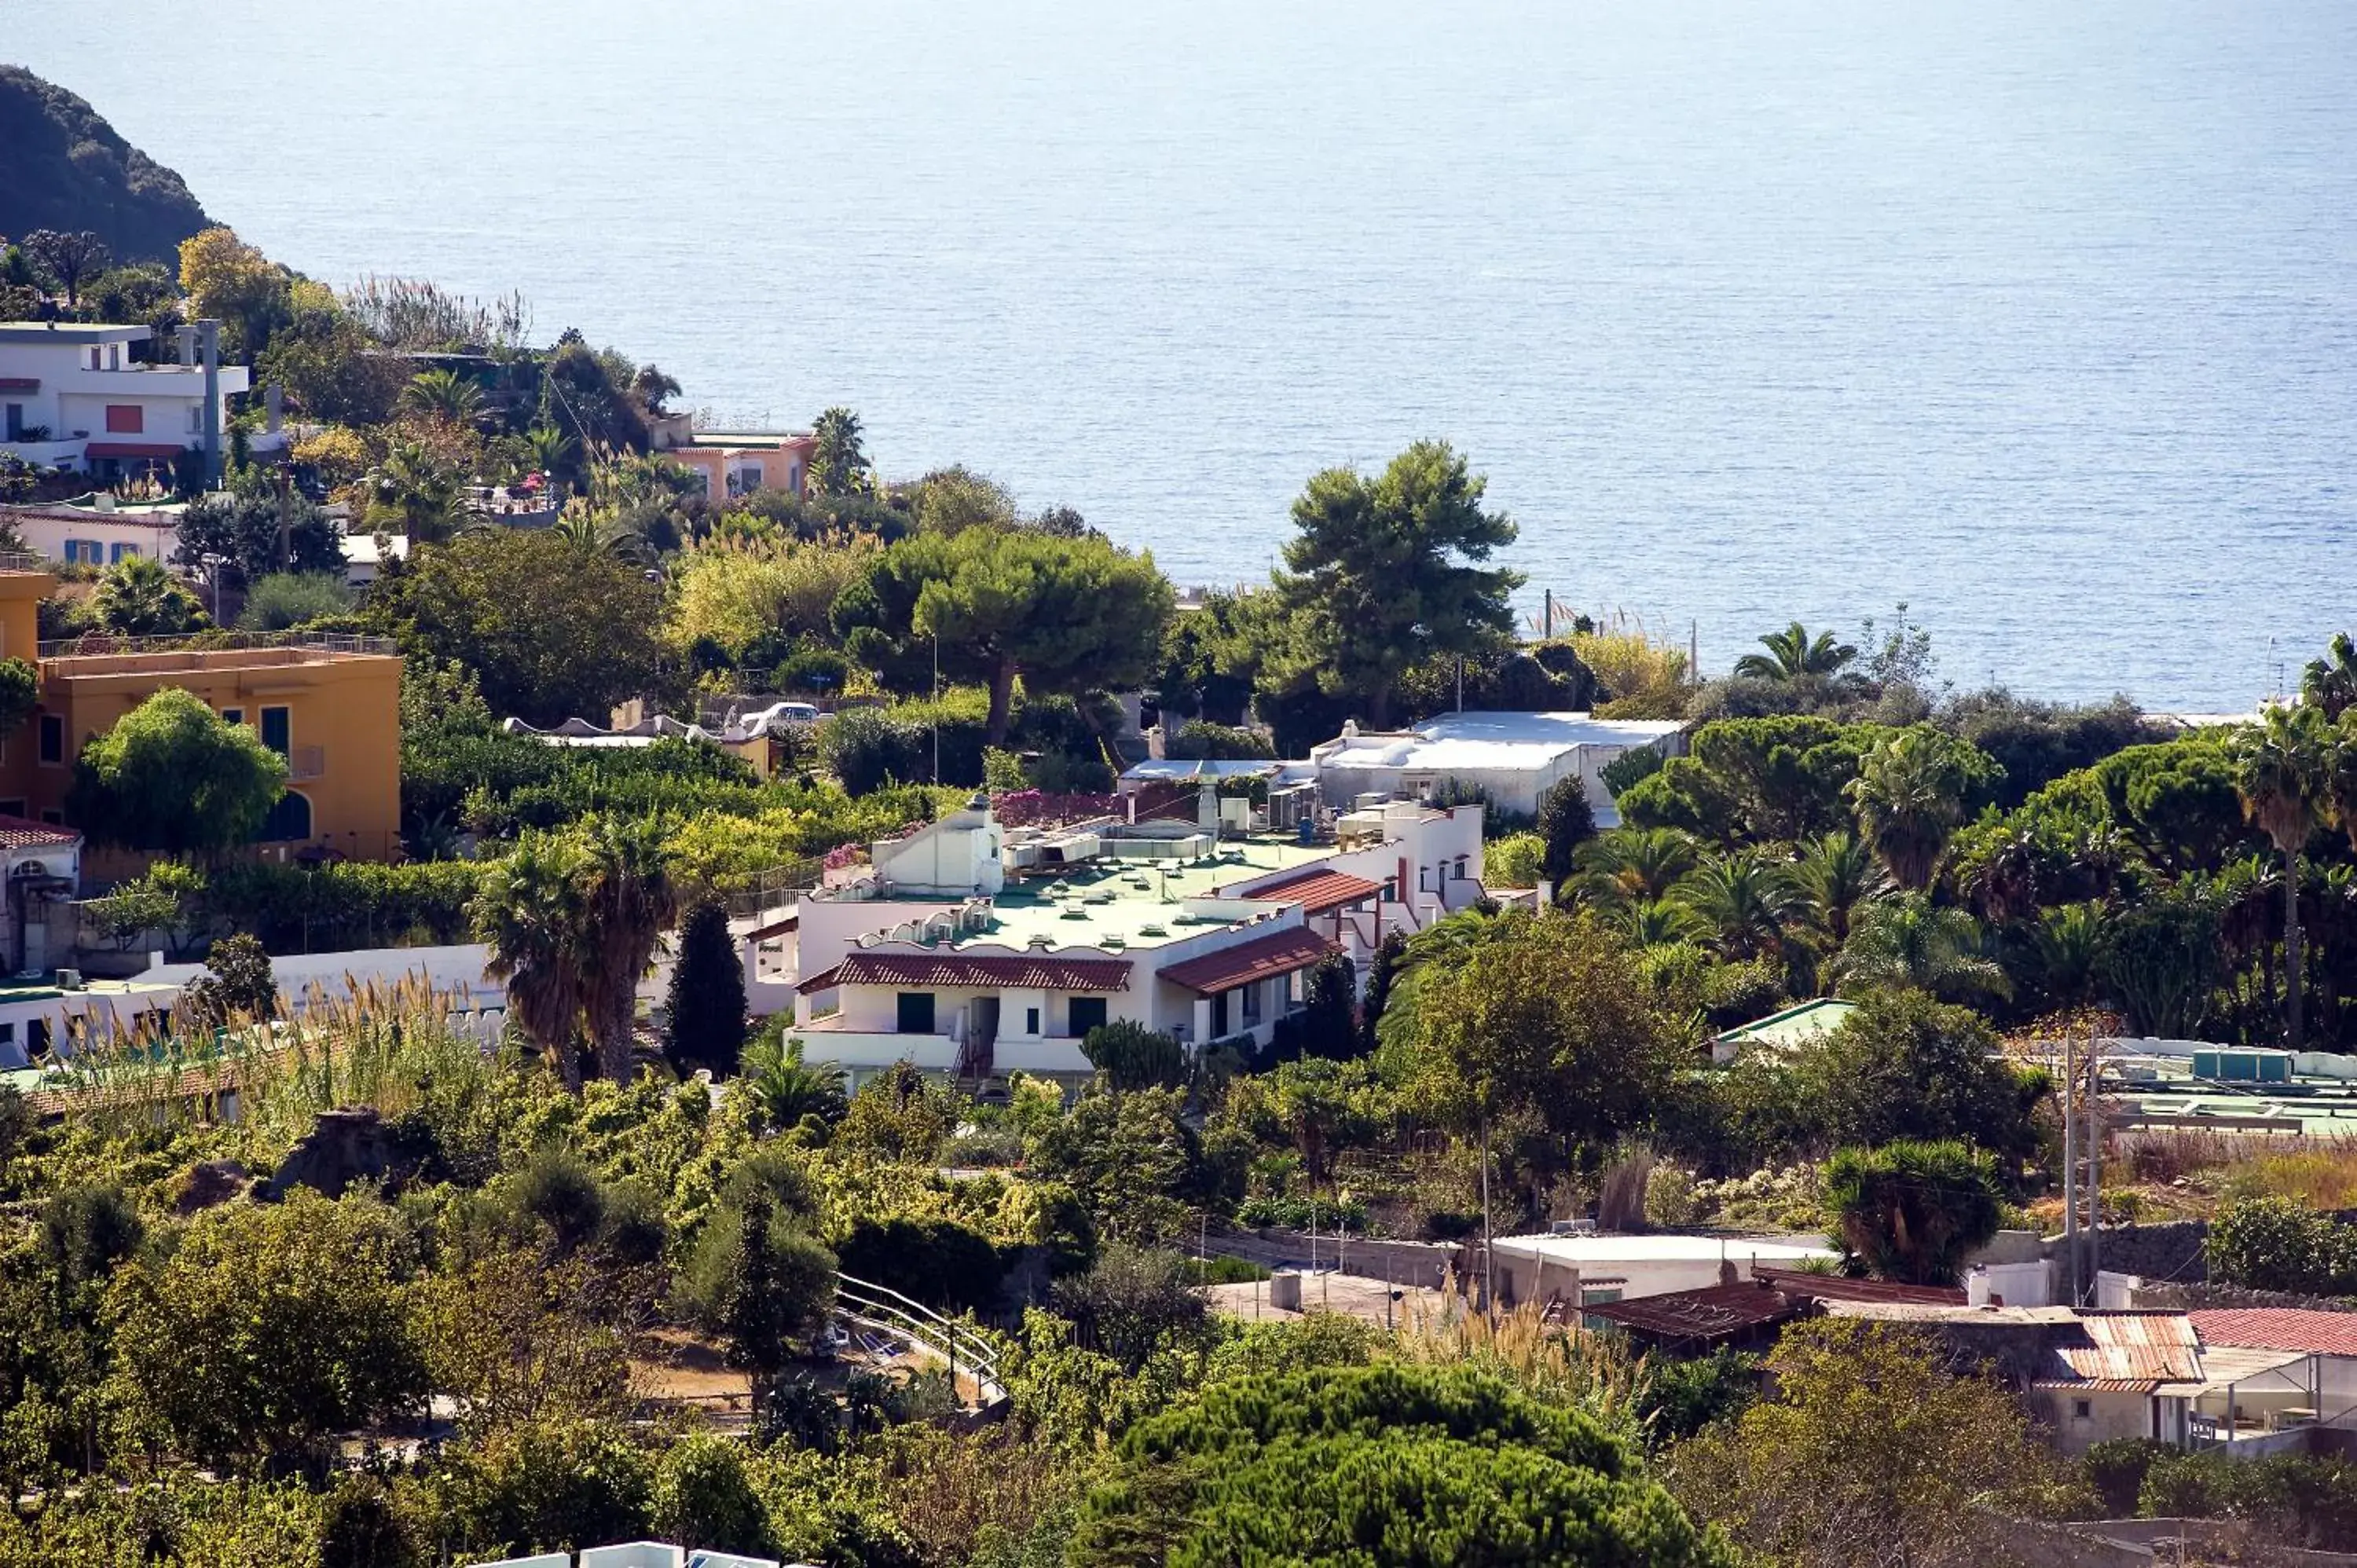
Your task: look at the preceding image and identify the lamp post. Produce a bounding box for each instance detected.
[200,551,228,625]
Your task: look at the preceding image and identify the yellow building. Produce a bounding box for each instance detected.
[0,560,403,863]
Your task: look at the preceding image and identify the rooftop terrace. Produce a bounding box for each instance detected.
[37,629,398,665]
[954,834,1337,953]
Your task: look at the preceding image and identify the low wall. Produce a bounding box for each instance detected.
[1207,1227,1462,1290]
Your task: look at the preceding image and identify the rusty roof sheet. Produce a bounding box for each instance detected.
[2052,1312,2204,1384]
[1580,1280,1802,1343]
[1749,1266,1967,1306]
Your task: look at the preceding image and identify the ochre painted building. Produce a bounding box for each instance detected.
[0,562,402,863]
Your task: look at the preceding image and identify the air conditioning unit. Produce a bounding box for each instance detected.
[56,969,84,991]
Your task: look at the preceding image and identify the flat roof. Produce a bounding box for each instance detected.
[1494,1233,1836,1266]
[1319,710,1684,771]
[1121,759,1289,782]
[677,430,813,449]
[1720,998,1857,1049]
[952,836,1337,954]
[0,322,149,343]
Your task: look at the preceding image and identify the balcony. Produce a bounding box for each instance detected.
[287,746,327,782]
[38,629,398,663]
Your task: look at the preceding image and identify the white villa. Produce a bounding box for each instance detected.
[0,321,244,482]
[755,787,1488,1088]
[1125,710,1688,826]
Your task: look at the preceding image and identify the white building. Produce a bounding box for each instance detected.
[1304,711,1687,819]
[0,496,184,567]
[0,321,244,482]
[1487,1232,1838,1311]
[770,791,1486,1089]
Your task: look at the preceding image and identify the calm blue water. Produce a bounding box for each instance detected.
[20,0,2357,709]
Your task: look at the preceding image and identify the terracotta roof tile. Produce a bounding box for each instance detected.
[2193,1307,2357,1357]
[1159,925,1337,995]
[797,952,1132,995]
[0,815,82,849]
[1241,868,1384,915]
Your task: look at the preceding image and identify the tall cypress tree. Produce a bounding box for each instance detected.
[664,900,747,1077]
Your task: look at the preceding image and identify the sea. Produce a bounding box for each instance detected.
[17,0,2357,710]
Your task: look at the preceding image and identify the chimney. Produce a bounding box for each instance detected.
[265,382,283,434]
[195,320,222,485]
[1197,781,1219,833]
[175,324,196,365]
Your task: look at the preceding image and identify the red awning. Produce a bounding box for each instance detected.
[797,952,1134,995]
[83,441,187,460]
[1159,925,1337,995]
[0,377,38,391]
[1243,867,1384,915]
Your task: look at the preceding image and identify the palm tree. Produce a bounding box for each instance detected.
[398,367,487,427]
[741,1030,847,1131]
[810,406,871,497]
[1831,896,2012,1004]
[475,833,591,1091]
[90,555,207,636]
[2231,704,2332,1046]
[576,814,678,1083]
[2033,902,2111,1008]
[1607,896,1703,948]
[1571,828,1699,913]
[1783,830,1893,952]
[550,502,648,562]
[523,424,577,496]
[1734,621,1857,683]
[2328,716,2357,858]
[2302,632,2357,720]
[1848,729,1973,891]
[1673,849,1797,961]
[368,441,469,544]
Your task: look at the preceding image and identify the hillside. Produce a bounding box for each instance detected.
[0,64,211,262]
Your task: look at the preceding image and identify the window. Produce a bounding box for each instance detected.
[896,992,937,1035]
[1025,1007,1040,1035]
[726,463,764,497]
[3,403,20,441]
[38,810,61,826]
[0,800,22,819]
[259,705,291,756]
[63,539,101,565]
[2070,1399,2092,1421]
[0,1023,12,1046]
[220,707,244,726]
[104,405,143,434]
[187,406,201,434]
[259,791,312,842]
[27,1020,47,1059]
[37,714,62,765]
[87,347,101,370]
[1211,991,1230,1038]
[1068,996,1108,1037]
[1454,855,1468,880]
[106,343,119,371]
[108,542,138,563]
[1241,980,1263,1024]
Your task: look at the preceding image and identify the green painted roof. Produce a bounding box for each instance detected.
[1718,998,1858,1049]
[951,837,1337,954]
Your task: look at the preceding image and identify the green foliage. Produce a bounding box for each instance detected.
[112,1192,427,1465]
[2206,1196,2357,1295]
[837,1216,1008,1314]
[1162,719,1274,761]
[89,554,207,635]
[1823,1139,2003,1284]
[664,899,748,1077]
[739,1025,849,1133]
[676,1192,838,1393]
[377,527,670,725]
[1027,1084,1212,1245]
[1534,775,1596,885]
[67,686,288,852]
[1075,1362,1725,1568]
[1670,1321,2058,1568]
[183,931,277,1024]
[2081,1437,2175,1516]
[0,66,211,262]
[236,570,354,632]
[1783,990,2044,1163]
[1082,1020,1189,1094]
[432,1415,654,1559]
[1636,1348,1761,1449]
[172,490,344,588]
[835,1061,957,1164]
[1600,742,1666,798]
[1048,1244,1209,1373]
[2135,1451,2357,1550]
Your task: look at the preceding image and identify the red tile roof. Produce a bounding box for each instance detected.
[1242,867,1384,915]
[1158,925,1338,995]
[82,441,187,460]
[2193,1308,2357,1357]
[797,952,1133,995]
[0,815,82,849]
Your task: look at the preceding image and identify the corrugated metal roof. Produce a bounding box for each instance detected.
[795,954,1134,995]
[1750,1266,1967,1306]
[1581,1281,1798,1343]
[2053,1312,2204,1384]
[2193,1308,2357,1357]
[2033,1378,2164,1394]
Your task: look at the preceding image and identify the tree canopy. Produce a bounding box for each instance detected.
[68,687,289,854]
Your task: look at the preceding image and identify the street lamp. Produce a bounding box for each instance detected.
[199,552,228,625]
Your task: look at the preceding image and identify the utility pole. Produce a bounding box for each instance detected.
[2062,1029,2079,1306]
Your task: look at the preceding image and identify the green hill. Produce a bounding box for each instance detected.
[0,64,211,263]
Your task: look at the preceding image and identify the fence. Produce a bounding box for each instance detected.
[831,1270,1006,1412]
[37,628,398,660]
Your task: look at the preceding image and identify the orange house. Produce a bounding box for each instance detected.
[657,430,816,501]
[0,559,403,866]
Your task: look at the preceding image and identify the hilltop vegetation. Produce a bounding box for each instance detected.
[0,66,211,264]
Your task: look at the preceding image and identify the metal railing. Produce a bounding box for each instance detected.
[0,550,45,575]
[38,629,398,660]
[287,745,327,781]
[831,1270,1007,1410]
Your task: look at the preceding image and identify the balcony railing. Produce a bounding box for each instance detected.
[38,629,398,660]
[287,746,327,782]
[0,551,46,575]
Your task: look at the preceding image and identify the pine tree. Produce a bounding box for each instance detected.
[664,900,747,1078]
[1535,775,1598,888]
